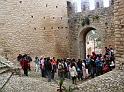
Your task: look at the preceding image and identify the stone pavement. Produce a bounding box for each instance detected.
[1,67,124,92]
[1,74,58,92]
[1,57,124,92]
[0,68,83,92]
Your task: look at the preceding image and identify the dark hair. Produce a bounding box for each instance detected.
[71,62,75,68]
[46,57,50,61]
[35,56,38,59]
[87,55,90,57]
[105,47,107,49]
[23,54,27,58]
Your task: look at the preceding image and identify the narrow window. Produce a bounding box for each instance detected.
[46,4,48,7]
[44,27,45,30]
[61,17,62,20]
[19,1,22,3]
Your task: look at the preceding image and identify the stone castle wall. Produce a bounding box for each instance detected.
[73,1,124,91]
[68,6,115,59]
[0,0,122,61]
[0,0,71,60]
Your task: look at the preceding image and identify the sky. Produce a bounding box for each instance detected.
[75,0,109,12]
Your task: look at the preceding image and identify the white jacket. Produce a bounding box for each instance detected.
[70,66,77,77]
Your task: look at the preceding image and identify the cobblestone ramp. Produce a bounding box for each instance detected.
[1,75,58,92]
[74,69,124,92]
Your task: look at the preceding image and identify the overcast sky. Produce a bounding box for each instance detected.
[75,0,109,12]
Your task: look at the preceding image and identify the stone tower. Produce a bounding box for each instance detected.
[95,0,104,9]
[0,0,72,59]
[81,0,90,11]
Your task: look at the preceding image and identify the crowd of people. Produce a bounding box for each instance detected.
[17,45,115,84]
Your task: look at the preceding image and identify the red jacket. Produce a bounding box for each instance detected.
[21,60,29,69]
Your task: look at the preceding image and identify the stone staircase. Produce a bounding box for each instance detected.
[0,57,58,92]
[0,56,15,91]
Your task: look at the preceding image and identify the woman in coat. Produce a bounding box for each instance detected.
[69,63,77,84]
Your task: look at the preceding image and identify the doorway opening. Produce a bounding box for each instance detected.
[79,27,102,59]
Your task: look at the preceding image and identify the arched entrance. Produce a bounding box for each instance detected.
[86,30,102,55]
[78,27,102,59]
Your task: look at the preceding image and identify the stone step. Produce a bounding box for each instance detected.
[0,72,13,89]
[0,65,7,69]
[0,56,14,68]
[0,68,10,74]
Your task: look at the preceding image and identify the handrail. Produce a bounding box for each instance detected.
[0,72,14,91]
[0,56,15,91]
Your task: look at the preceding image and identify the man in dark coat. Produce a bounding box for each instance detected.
[44,57,52,82]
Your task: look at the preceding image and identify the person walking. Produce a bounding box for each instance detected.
[21,55,29,76]
[40,56,45,77]
[17,54,23,68]
[51,57,57,80]
[34,56,40,72]
[70,62,77,84]
[44,57,52,82]
[27,54,32,71]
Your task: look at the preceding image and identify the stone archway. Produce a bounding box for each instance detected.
[78,27,96,59]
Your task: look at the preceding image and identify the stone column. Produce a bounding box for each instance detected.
[114,0,124,69]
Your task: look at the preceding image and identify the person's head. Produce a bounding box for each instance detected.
[99,54,102,57]
[57,59,60,62]
[78,59,81,61]
[23,54,27,58]
[19,54,22,56]
[50,59,52,62]
[96,54,99,57]
[92,52,95,55]
[107,49,110,52]
[71,62,75,68]
[72,58,76,62]
[44,58,47,61]
[35,56,38,59]
[87,55,90,58]
[53,57,55,60]
[83,59,86,63]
